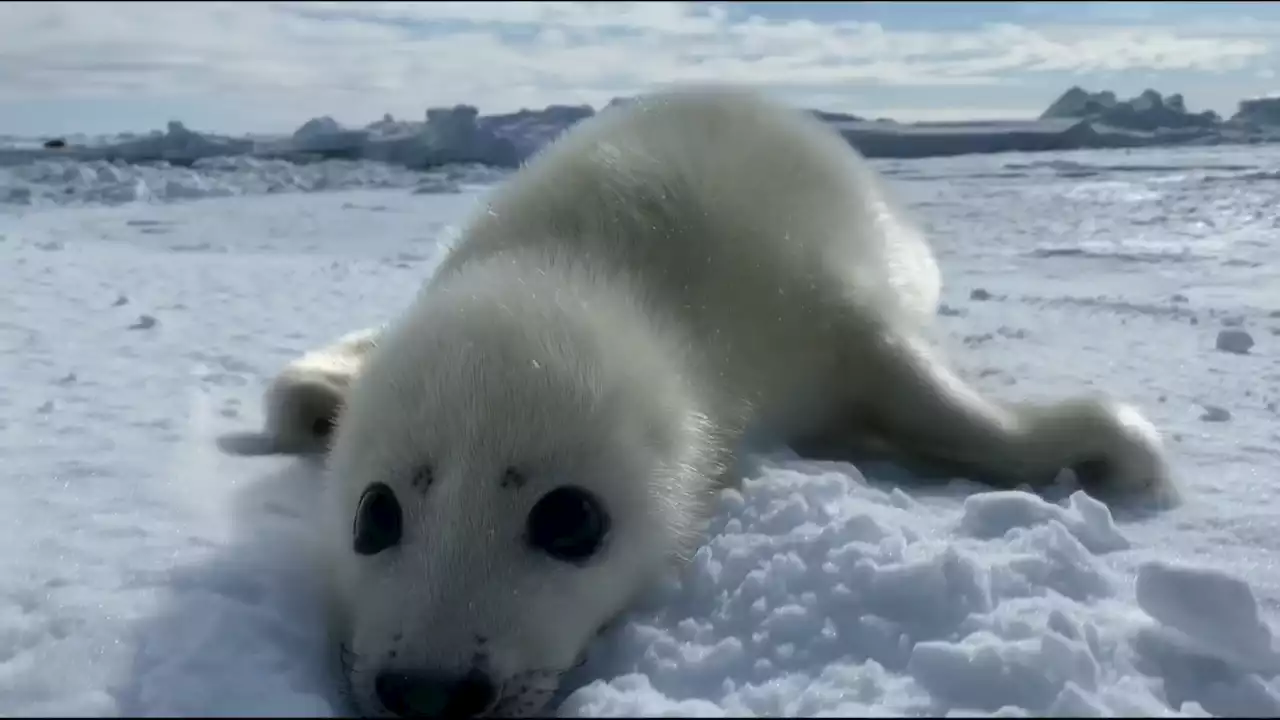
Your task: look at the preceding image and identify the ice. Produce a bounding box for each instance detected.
[1199,405,1232,422]
[958,490,1130,554]
[5,95,1279,179]
[1215,328,1255,354]
[3,141,1280,717]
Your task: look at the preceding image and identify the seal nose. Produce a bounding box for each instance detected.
[374,670,497,718]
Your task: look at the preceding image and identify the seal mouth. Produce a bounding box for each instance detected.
[336,642,362,709]
[337,642,571,718]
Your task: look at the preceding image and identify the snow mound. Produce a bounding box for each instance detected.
[1131,562,1280,716]
[958,490,1130,554]
[1136,561,1278,674]
[554,459,1195,716]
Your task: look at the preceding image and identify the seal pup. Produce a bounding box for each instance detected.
[225,86,1176,717]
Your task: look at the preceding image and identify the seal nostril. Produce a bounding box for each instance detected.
[1072,457,1112,490]
[373,670,497,718]
[374,672,422,717]
[312,414,336,439]
[449,670,498,717]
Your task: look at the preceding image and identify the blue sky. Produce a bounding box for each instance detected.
[1,1,1277,137]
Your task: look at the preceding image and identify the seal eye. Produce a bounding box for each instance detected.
[353,482,402,556]
[526,486,609,563]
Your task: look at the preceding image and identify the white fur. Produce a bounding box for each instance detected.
[216,327,382,456]
[231,86,1177,717]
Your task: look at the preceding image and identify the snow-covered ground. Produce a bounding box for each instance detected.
[0,154,509,208]
[2,143,1279,717]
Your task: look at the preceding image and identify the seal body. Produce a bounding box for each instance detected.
[231,86,1175,717]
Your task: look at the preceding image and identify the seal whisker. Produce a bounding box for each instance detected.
[333,642,363,709]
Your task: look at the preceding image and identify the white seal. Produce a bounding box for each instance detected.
[224,86,1176,717]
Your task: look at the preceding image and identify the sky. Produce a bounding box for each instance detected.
[1,1,1278,137]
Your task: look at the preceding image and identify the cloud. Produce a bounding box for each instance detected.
[0,1,1275,129]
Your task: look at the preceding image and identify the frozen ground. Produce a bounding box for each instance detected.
[2,144,1279,717]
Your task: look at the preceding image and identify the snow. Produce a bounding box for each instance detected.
[3,141,1280,717]
[0,155,506,209]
